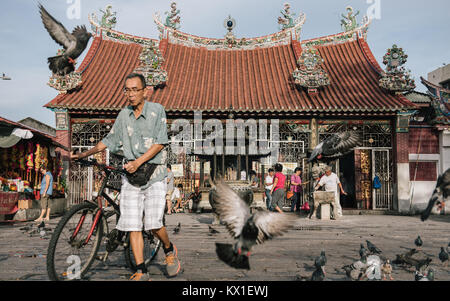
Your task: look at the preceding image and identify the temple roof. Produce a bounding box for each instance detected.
[45,13,416,116]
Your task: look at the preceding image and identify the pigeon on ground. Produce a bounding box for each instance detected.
[212,179,296,270]
[366,240,382,254]
[438,247,448,267]
[208,225,220,234]
[39,4,92,76]
[314,250,327,275]
[381,260,393,280]
[173,222,181,234]
[359,243,369,260]
[308,132,361,162]
[414,236,423,249]
[421,168,450,221]
[38,221,45,229]
[415,268,434,281]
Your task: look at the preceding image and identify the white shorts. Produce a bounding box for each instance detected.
[116,177,167,232]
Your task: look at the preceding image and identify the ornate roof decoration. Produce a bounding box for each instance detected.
[153,10,306,50]
[278,3,296,30]
[303,15,370,48]
[379,44,416,92]
[164,2,181,30]
[420,76,450,125]
[48,71,82,94]
[89,10,156,46]
[133,41,168,87]
[341,6,359,32]
[292,47,330,94]
[91,5,117,30]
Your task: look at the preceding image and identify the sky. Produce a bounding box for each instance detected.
[0,0,449,128]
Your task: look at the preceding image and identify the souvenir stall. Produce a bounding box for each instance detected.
[0,117,65,220]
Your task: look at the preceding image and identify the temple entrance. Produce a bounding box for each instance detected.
[339,151,356,209]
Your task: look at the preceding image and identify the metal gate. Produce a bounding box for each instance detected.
[372,149,393,210]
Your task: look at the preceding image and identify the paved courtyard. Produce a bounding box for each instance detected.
[0,212,449,281]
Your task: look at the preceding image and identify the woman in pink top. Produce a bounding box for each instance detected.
[270,163,286,213]
[290,168,302,212]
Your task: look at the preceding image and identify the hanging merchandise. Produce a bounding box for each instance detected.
[18,144,26,172]
[11,145,18,170]
[34,143,42,171]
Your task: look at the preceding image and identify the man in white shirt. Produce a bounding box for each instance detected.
[315,166,347,219]
[265,168,274,211]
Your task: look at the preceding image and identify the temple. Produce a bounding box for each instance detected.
[45,4,444,214]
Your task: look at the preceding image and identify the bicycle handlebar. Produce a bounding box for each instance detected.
[74,158,127,175]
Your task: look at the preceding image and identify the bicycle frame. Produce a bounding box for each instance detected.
[70,161,123,247]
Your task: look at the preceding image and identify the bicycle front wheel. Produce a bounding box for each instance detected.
[46,202,104,281]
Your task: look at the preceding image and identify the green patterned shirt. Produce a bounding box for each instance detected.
[102,101,169,189]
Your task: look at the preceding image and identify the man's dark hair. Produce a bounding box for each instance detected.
[268,168,274,173]
[167,164,172,170]
[124,73,146,89]
[294,167,302,173]
[274,163,283,172]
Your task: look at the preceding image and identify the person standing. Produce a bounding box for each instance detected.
[290,167,303,212]
[270,163,286,213]
[35,165,53,222]
[166,164,175,215]
[265,168,274,211]
[70,73,180,281]
[314,165,347,219]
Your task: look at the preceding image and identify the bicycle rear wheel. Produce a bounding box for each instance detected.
[124,230,162,272]
[47,202,104,281]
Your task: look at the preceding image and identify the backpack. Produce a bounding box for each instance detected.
[373,176,381,189]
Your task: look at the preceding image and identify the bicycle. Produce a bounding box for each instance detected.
[46,158,163,281]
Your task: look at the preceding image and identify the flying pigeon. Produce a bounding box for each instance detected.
[212,179,296,270]
[172,222,181,234]
[39,4,92,76]
[308,132,361,162]
[421,168,450,221]
[438,247,448,267]
[414,236,423,249]
[366,240,382,254]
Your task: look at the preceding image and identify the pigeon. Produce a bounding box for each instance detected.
[311,264,325,281]
[314,250,327,274]
[38,221,45,229]
[381,260,393,281]
[308,132,361,162]
[414,236,423,249]
[173,222,181,234]
[415,268,434,281]
[39,4,92,76]
[438,247,448,266]
[359,243,369,259]
[212,179,296,270]
[366,240,382,254]
[421,168,450,221]
[208,225,220,234]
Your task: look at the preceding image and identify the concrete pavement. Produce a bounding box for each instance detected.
[0,212,449,281]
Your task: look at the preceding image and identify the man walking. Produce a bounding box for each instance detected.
[314,166,346,219]
[71,73,180,281]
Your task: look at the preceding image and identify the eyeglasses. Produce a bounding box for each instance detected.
[123,88,145,94]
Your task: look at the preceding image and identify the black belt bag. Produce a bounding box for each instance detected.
[125,161,158,188]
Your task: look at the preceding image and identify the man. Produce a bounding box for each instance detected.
[70,73,180,281]
[314,165,347,219]
[265,168,274,211]
[35,165,53,222]
[166,164,174,215]
[249,170,259,188]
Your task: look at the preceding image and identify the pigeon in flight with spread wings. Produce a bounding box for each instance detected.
[39,4,92,76]
[213,180,296,270]
[308,131,361,162]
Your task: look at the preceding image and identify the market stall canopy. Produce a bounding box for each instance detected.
[0,126,33,148]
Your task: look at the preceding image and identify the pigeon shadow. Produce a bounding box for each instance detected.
[196,217,215,224]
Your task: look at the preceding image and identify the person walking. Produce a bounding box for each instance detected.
[265,168,274,211]
[290,167,303,212]
[35,165,53,222]
[70,73,180,281]
[314,165,347,219]
[270,163,286,213]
